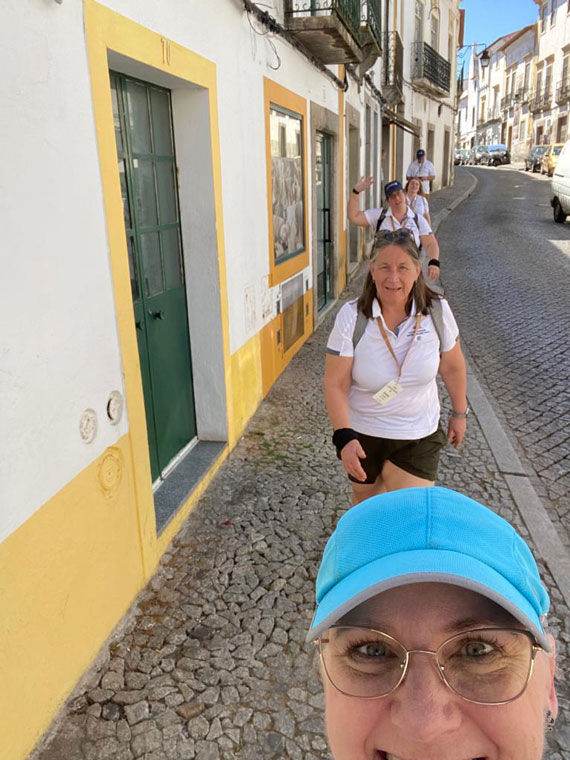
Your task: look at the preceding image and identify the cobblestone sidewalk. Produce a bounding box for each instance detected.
[32,209,569,760]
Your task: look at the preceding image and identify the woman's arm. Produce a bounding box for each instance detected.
[438,340,468,448]
[347,176,374,228]
[324,354,367,481]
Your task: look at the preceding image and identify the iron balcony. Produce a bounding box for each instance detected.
[411,41,450,97]
[530,87,552,112]
[382,31,403,105]
[284,0,364,64]
[556,79,570,105]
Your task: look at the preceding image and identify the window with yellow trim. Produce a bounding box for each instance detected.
[270,105,305,264]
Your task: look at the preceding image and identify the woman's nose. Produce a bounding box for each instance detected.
[389,655,462,741]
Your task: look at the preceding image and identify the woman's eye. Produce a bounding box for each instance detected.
[463,640,494,657]
[354,641,388,657]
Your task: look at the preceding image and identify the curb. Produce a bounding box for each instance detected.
[437,172,570,609]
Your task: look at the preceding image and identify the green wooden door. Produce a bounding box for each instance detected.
[111,72,197,482]
[316,132,332,311]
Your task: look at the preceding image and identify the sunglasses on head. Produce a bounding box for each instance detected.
[375,229,413,244]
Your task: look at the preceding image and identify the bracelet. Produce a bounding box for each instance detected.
[451,406,470,419]
[428,259,440,268]
[332,428,359,454]
[352,187,360,195]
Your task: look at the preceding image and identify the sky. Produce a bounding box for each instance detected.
[459,0,539,73]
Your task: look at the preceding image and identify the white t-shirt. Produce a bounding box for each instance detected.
[406,159,436,195]
[363,206,432,248]
[326,298,459,439]
[407,194,430,218]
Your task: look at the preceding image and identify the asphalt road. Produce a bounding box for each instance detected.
[439,165,570,549]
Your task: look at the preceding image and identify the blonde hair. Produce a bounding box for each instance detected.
[404,177,426,198]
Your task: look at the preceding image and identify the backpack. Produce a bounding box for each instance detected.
[352,297,445,352]
[375,207,421,235]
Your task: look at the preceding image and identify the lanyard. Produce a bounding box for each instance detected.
[389,214,410,231]
[376,314,422,379]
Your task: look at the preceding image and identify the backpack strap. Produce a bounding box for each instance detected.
[375,207,388,233]
[352,310,368,351]
[427,298,444,350]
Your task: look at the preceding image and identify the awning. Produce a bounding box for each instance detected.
[382,107,419,137]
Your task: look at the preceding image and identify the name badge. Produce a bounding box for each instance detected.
[373,380,402,406]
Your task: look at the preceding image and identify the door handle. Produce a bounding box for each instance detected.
[149,310,166,320]
[135,320,143,330]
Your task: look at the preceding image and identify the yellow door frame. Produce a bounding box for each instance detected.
[84,0,232,564]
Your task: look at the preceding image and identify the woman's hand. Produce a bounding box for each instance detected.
[340,439,368,481]
[353,175,375,194]
[427,264,440,281]
[447,417,467,448]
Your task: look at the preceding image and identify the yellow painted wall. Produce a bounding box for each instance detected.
[0,438,144,760]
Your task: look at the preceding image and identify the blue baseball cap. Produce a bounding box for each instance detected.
[307,487,551,650]
[417,149,426,157]
[384,180,403,198]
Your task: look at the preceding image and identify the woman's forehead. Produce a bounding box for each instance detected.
[342,582,517,631]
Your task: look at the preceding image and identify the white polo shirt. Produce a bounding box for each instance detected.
[407,194,430,219]
[363,206,432,248]
[326,298,459,439]
[406,159,436,195]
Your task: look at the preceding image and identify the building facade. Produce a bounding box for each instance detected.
[500,25,536,161]
[532,0,570,146]
[1,2,460,758]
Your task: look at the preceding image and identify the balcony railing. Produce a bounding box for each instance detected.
[411,41,451,95]
[360,1,381,52]
[530,87,552,111]
[381,31,403,105]
[284,0,364,64]
[556,79,570,105]
[501,89,531,110]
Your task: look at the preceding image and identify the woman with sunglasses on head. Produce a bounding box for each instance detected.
[324,231,466,502]
[307,487,559,760]
[405,177,431,227]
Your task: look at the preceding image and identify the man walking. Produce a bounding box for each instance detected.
[347,177,440,281]
[406,149,435,198]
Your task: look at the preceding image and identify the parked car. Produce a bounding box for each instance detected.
[550,139,570,223]
[524,145,548,172]
[541,143,564,177]
[470,145,489,165]
[485,144,510,166]
[460,148,470,164]
[454,148,462,165]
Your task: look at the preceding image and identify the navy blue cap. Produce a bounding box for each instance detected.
[417,149,426,157]
[384,180,403,198]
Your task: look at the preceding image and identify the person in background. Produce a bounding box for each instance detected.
[324,231,466,504]
[406,148,436,198]
[307,486,558,760]
[405,177,431,226]
[348,177,440,282]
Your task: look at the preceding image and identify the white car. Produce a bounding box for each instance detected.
[551,138,570,223]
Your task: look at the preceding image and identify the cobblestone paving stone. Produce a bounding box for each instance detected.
[33,192,569,760]
[439,167,570,550]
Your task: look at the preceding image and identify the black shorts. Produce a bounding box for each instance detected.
[345,427,447,484]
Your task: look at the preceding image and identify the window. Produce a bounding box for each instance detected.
[562,54,570,83]
[430,8,439,51]
[545,63,552,94]
[540,2,548,32]
[520,120,526,140]
[523,62,530,91]
[550,0,556,25]
[536,69,543,95]
[415,0,424,43]
[471,107,475,127]
[270,105,305,264]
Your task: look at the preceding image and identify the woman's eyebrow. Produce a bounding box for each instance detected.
[444,616,514,633]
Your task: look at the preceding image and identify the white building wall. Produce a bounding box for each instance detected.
[534,0,570,144]
[2,0,389,543]
[1,0,129,543]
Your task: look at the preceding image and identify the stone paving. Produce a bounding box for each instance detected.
[32,186,569,760]
[439,166,570,550]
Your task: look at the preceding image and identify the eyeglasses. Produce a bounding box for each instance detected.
[317,626,543,705]
[375,229,413,244]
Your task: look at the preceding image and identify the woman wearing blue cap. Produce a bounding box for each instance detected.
[307,487,558,760]
[325,231,467,502]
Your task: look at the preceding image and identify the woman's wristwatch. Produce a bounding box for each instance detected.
[451,406,470,419]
